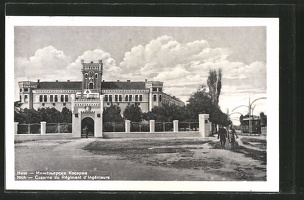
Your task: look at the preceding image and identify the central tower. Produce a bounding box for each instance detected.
[81,59,103,97]
[72,60,104,138]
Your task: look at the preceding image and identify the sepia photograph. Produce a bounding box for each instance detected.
[5,17,279,191]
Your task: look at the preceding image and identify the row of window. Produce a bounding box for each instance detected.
[39,95,69,103]
[106,102,141,106]
[20,88,29,92]
[84,73,98,79]
[153,94,162,102]
[41,103,66,107]
[104,94,143,102]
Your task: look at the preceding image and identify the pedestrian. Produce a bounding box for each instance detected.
[83,126,88,138]
[228,125,238,150]
[218,125,227,149]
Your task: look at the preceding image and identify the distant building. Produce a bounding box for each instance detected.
[18,60,184,114]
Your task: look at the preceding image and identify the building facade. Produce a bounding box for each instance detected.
[18,60,185,114]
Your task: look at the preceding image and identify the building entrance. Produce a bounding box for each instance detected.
[81,117,94,138]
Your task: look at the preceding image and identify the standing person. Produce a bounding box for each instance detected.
[83,126,88,138]
[228,125,238,150]
[218,125,227,149]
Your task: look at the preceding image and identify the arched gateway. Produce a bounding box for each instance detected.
[81,117,94,138]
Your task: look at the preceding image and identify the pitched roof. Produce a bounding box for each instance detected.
[36,81,147,90]
[37,82,82,90]
[102,81,146,90]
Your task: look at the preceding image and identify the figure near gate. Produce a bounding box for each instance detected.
[83,126,89,138]
[218,125,227,149]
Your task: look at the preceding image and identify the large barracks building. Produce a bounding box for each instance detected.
[18,60,184,114]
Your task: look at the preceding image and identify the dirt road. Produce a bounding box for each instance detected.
[15,136,266,181]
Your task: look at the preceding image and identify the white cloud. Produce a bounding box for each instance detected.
[15,45,71,80]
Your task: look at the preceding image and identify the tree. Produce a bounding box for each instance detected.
[123,104,142,122]
[260,112,267,127]
[38,107,63,123]
[207,69,223,133]
[61,107,72,123]
[186,84,213,121]
[240,114,244,126]
[103,105,124,122]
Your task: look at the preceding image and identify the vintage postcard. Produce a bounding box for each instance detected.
[6,17,279,191]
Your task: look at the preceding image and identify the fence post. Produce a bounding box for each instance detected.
[41,121,46,135]
[150,120,155,132]
[14,122,19,135]
[199,114,210,138]
[173,120,179,132]
[57,123,60,133]
[125,120,130,132]
[28,124,31,134]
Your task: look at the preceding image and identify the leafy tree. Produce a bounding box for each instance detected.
[209,106,230,126]
[103,105,124,122]
[61,107,72,123]
[186,84,213,121]
[260,112,267,127]
[21,108,41,124]
[240,114,244,126]
[123,104,142,122]
[38,107,63,123]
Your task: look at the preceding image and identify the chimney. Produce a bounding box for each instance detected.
[56,80,58,82]
[37,79,40,83]
[127,80,130,82]
[67,80,70,82]
[117,80,120,82]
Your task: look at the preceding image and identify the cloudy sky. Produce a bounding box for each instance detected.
[14,26,267,124]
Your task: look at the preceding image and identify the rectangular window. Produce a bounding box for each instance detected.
[54,95,58,102]
[65,95,68,102]
[139,95,143,101]
[42,103,45,106]
[50,95,54,102]
[153,95,157,101]
[39,95,43,102]
[152,88,157,91]
[105,95,108,102]
[19,95,22,101]
[63,103,66,106]
[53,103,56,106]
[159,95,162,102]
[109,95,112,102]
[115,95,118,102]
[60,95,64,102]
[24,88,28,92]
[129,95,132,101]
[125,95,128,101]
[119,95,122,102]
[43,95,47,102]
[135,95,138,102]
[20,89,22,92]
[159,88,162,92]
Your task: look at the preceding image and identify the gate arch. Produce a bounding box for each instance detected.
[81,117,94,138]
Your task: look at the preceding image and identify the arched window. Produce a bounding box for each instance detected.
[95,73,98,79]
[85,73,88,78]
[88,83,94,89]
